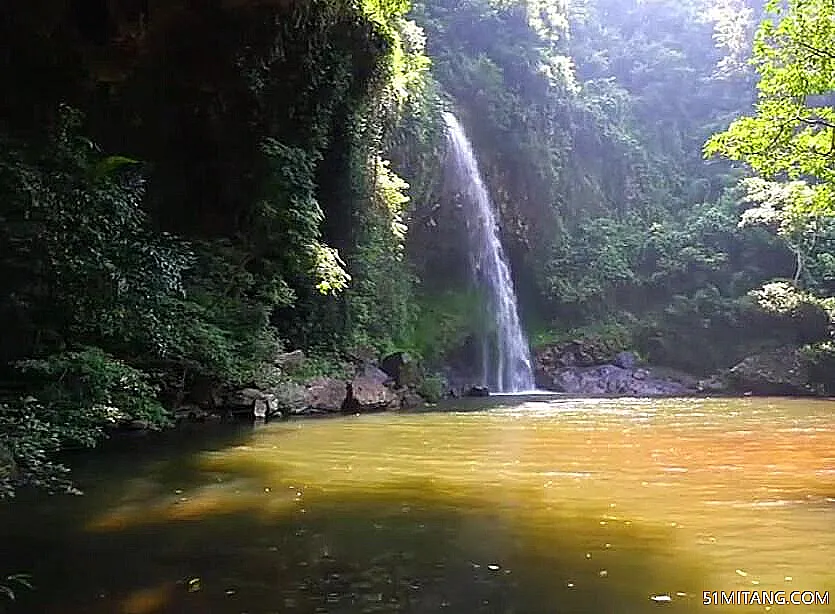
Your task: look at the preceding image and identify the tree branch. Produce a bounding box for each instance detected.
[795,39,835,60]
[795,115,835,129]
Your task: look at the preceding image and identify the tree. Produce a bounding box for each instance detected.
[705,0,835,216]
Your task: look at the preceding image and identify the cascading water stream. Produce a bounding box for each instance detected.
[442,112,535,392]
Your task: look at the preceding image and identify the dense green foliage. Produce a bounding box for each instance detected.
[706,0,835,287]
[0,0,429,497]
[407,0,832,373]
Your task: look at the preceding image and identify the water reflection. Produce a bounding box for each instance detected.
[1,397,833,613]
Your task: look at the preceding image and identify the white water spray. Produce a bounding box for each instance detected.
[442,112,535,392]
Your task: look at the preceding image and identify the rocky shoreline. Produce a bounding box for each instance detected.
[533,340,825,398]
[140,340,827,430]
[150,350,439,428]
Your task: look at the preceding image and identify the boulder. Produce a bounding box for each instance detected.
[275,375,401,416]
[225,388,279,418]
[540,365,693,396]
[226,387,263,408]
[465,385,490,397]
[398,390,425,409]
[303,377,348,413]
[253,399,269,419]
[271,381,308,415]
[381,351,422,387]
[534,340,698,397]
[349,375,399,412]
[357,363,393,386]
[727,346,813,395]
[697,374,729,394]
[613,351,638,369]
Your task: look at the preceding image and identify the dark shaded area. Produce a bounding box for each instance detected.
[0,427,709,614]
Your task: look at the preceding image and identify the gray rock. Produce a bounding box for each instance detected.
[226,388,263,407]
[303,377,348,412]
[697,374,729,393]
[350,375,398,412]
[466,385,490,397]
[613,351,638,369]
[225,388,280,418]
[534,340,611,369]
[541,365,693,396]
[727,346,812,395]
[271,381,308,415]
[399,390,425,409]
[357,363,393,386]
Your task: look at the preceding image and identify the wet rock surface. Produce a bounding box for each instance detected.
[465,385,490,397]
[534,341,698,396]
[536,364,695,396]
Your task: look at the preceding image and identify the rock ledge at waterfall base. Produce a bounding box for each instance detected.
[534,340,829,397]
[534,341,702,396]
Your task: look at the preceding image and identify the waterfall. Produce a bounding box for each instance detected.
[442,112,535,393]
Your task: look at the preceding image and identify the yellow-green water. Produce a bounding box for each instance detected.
[1,396,834,613]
